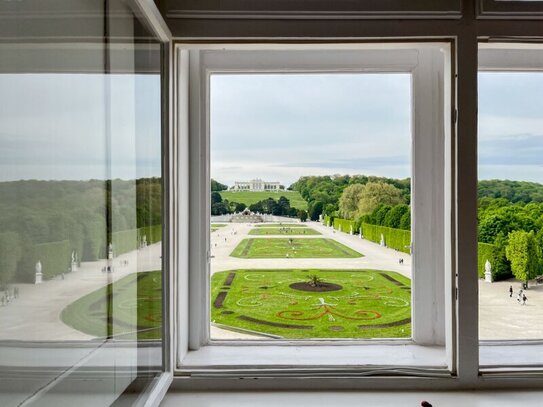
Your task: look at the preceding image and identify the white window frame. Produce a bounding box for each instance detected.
[478,43,543,371]
[174,42,453,374]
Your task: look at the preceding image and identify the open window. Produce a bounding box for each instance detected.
[478,43,543,371]
[175,43,453,373]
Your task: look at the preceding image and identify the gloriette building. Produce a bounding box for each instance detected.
[232,178,281,192]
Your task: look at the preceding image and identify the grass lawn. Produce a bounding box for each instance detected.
[211,223,228,232]
[230,238,363,258]
[249,227,321,236]
[61,271,161,340]
[220,190,307,210]
[211,269,411,339]
[255,223,306,228]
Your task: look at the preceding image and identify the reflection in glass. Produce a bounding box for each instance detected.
[0,1,163,405]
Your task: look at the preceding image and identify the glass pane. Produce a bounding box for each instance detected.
[0,1,163,405]
[478,72,543,345]
[210,73,412,341]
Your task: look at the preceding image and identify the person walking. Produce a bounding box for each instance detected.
[522,293,527,305]
[509,285,513,298]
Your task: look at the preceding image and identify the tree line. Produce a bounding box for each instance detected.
[211,191,307,219]
[0,178,162,285]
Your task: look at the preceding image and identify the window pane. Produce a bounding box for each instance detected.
[210,73,412,341]
[478,72,543,345]
[0,1,163,405]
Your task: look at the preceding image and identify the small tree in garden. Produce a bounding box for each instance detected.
[307,274,324,287]
[506,230,539,286]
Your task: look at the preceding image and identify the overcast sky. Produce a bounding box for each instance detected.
[211,73,412,187]
[1,72,543,185]
[0,73,161,181]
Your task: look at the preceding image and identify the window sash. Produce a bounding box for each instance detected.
[176,43,452,372]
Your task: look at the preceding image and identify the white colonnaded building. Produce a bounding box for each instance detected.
[231,178,281,192]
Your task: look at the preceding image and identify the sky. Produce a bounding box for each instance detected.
[1,71,543,186]
[211,73,412,187]
[0,73,161,181]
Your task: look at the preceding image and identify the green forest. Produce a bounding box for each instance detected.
[0,178,162,285]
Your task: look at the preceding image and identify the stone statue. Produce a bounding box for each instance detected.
[484,259,492,283]
[35,261,43,285]
[71,250,78,272]
[380,234,385,247]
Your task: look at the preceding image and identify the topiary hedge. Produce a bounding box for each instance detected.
[360,223,411,254]
[333,218,355,234]
[17,239,71,282]
[138,224,162,245]
[477,242,511,281]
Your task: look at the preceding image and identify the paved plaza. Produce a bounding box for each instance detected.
[0,244,161,341]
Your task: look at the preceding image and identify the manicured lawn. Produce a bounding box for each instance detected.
[211,223,228,232]
[230,238,363,258]
[61,271,162,340]
[211,269,411,339]
[255,223,307,228]
[249,227,321,236]
[219,190,308,210]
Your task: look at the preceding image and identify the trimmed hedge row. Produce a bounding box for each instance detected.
[112,229,139,256]
[477,242,511,281]
[323,215,333,227]
[360,223,411,254]
[17,239,71,282]
[138,224,162,245]
[10,225,162,283]
[333,218,355,234]
[112,225,163,256]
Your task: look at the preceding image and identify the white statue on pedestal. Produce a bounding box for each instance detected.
[380,234,385,247]
[35,261,43,284]
[71,250,78,272]
[350,225,353,235]
[484,259,493,283]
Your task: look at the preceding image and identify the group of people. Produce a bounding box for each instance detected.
[1,287,19,307]
[509,285,528,305]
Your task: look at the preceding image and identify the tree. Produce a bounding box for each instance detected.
[308,201,324,221]
[211,192,223,205]
[399,211,411,230]
[374,205,392,226]
[357,182,404,216]
[506,230,539,285]
[234,202,246,212]
[298,209,308,222]
[339,184,365,219]
[384,204,409,229]
[210,179,228,192]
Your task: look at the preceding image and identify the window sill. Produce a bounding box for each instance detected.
[480,341,543,371]
[178,343,447,372]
